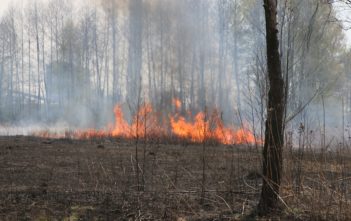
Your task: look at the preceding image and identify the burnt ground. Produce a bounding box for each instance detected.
[0,136,263,221]
[0,136,350,220]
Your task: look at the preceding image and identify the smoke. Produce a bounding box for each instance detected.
[0,0,348,149]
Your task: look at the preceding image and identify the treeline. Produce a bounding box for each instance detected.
[0,0,349,131]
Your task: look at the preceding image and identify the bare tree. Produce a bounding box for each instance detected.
[258,0,285,215]
[127,0,143,111]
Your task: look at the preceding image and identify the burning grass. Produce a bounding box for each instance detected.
[33,101,261,145]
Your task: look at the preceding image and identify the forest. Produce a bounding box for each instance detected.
[0,0,351,220]
[0,0,347,133]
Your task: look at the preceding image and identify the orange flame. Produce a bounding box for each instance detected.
[172,98,182,110]
[34,102,261,145]
[170,111,259,145]
[83,104,163,139]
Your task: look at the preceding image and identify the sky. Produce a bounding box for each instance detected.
[334,1,351,48]
[0,0,350,46]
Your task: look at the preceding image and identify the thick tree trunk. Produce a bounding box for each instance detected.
[258,0,285,215]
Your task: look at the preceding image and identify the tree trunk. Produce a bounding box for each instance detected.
[21,17,25,111]
[35,3,41,115]
[28,35,31,113]
[127,0,143,110]
[112,6,119,103]
[233,0,241,112]
[258,0,285,215]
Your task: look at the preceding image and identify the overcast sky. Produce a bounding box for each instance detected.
[0,0,350,46]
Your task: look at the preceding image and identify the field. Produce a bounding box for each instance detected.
[0,136,350,220]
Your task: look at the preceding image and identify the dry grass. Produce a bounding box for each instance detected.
[0,136,350,220]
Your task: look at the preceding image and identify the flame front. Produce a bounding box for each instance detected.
[35,103,261,145]
[170,113,207,143]
[170,111,258,145]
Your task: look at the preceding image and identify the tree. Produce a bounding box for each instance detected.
[258,0,285,215]
[127,0,143,111]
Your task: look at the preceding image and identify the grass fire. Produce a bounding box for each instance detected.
[34,101,260,145]
[0,0,351,220]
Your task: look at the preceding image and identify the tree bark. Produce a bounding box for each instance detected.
[258,0,285,215]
